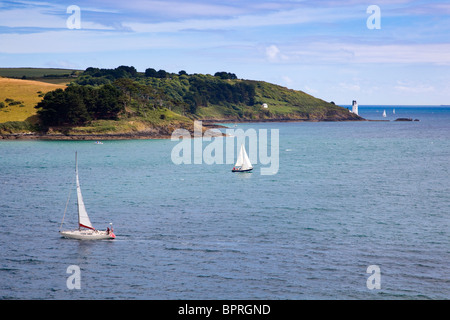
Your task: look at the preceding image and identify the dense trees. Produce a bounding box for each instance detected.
[214,71,237,80]
[144,68,158,78]
[75,66,138,86]
[35,66,257,126]
[84,65,137,79]
[144,68,171,78]
[187,76,255,106]
[35,84,123,126]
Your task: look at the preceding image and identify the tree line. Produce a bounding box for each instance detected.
[74,66,239,84]
[35,66,256,126]
[185,76,255,113]
[36,84,123,126]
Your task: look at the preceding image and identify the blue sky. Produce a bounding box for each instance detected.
[0,0,449,105]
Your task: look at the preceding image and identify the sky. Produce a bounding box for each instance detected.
[0,0,449,105]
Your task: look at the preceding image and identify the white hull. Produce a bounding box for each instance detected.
[60,229,115,240]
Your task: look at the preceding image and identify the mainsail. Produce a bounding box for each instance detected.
[75,152,94,230]
[235,144,253,171]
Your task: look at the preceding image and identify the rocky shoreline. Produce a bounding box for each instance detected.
[201,113,364,123]
[0,132,173,140]
[0,123,226,140]
[0,117,366,141]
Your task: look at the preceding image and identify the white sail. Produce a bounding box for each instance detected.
[393,108,395,114]
[235,144,244,167]
[382,110,386,117]
[235,144,252,171]
[241,146,252,171]
[75,152,94,230]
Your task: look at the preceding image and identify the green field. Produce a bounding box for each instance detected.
[0,67,80,78]
[0,68,81,84]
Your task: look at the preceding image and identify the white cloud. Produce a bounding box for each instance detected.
[122,6,352,33]
[265,45,289,62]
[0,8,64,28]
[0,30,177,54]
[84,0,247,20]
[339,82,361,91]
[0,5,119,30]
[394,81,435,93]
[275,42,450,66]
[266,45,280,60]
[3,1,449,67]
[347,43,450,65]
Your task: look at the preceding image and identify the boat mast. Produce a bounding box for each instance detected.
[75,152,80,230]
[74,152,95,230]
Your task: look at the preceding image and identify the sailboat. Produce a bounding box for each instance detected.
[60,152,116,240]
[232,143,253,172]
[382,110,386,117]
[393,108,395,114]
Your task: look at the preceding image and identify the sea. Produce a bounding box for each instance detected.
[0,105,448,300]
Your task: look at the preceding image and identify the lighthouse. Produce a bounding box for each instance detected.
[351,100,358,115]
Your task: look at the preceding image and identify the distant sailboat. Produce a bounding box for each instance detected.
[382,110,386,117]
[393,108,395,114]
[232,143,253,172]
[60,152,116,240]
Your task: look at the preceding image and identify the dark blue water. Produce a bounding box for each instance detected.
[0,106,449,299]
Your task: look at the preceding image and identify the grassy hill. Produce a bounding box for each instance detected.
[0,77,67,123]
[0,67,363,137]
[196,80,360,121]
